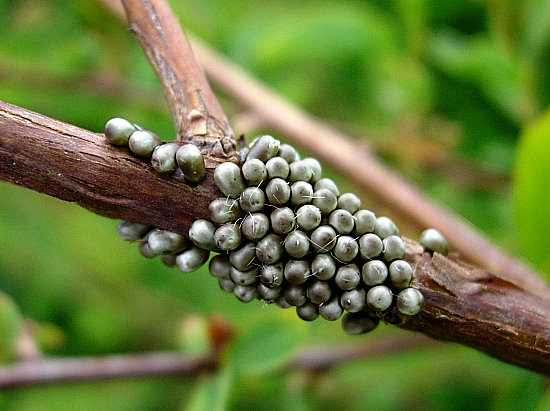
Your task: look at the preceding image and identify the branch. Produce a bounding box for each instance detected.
[1,102,549,375]
[120,0,235,156]
[190,36,549,298]
[0,100,214,235]
[0,334,435,388]
[400,239,550,376]
[0,352,217,389]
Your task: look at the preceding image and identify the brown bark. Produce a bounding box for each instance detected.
[399,240,550,376]
[0,100,214,237]
[121,0,236,157]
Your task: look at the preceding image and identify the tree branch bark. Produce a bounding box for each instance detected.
[121,0,236,158]
[0,100,213,236]
[1,100,549,376]
[0,0,549,377]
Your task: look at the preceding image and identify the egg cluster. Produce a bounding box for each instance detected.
[104,119,425,335]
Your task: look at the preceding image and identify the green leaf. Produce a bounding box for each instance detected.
[185,367,232,411]
[429,31,522,123]
[0,291,23,362]
[513,108,550,278]
[228,317,303,377]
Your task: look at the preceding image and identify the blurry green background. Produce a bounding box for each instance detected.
[0,0,549,409]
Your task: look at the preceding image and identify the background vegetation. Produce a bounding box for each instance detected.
[0,0,549,409]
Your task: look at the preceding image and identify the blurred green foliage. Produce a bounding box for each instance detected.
[0,0,549,409]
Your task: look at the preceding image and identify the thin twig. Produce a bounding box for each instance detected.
[121,0,236,159]
[0,334,436,389]
[289,333,437,371]
[0,352,217,389]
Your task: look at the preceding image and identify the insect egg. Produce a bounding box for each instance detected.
[218,277,236,293]
[176,144,205,183]
[239,187,266,213]
[277,143,299,163]
[373,216,400,239]
[214,162,246,198]
[257,283,281,302]
[302,157,322,182]
[295,204,322,232]
[337,193,361,214]
[290,181,314,206]
[382,235,405,262]
[306,280,332,305]
[312,188,338,216]
[284,259,310,285]
[396,287,425,315]
[188,219,219,251]
[151,142,179,174]
[209,254,232,279]
[208,198,242,224]
[104,118,136,146]
[341,312,379,335]
[329,209,354,235]
[332,236,359,262]
[213,223,242,251]
[255,233,284,264]
[311,253,337,280]
[117,220,151,241]
[366,285,393,311]
[284,284,308,306]
[234,284,258,303]
[288,160,313,183]
[284,230,310,258]
[260,262,285,287]
[310,225,337,253]
[241,158,267,186]
[296,303,319,321]
[265,178,291,205]
[241,213,270,240]
[314,178,340,197]
[340,288,367,313]
[361,260,388,286]
[229,266,259,286]
[319,297,344,321]
[358,233,383,259]
[265,156,290,180]
[270,207,296,235]
[246,135,280,162]
[388,259,413,289]
[419,228,449,255]
[147,229,186,255]
[128,130,161,157]
[229,242,257,271]
[175,246,210,273]
[353,209,376,236]
[334,264,361,290]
